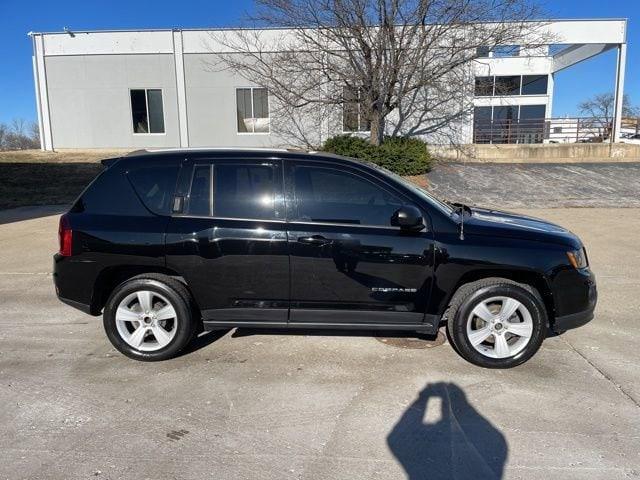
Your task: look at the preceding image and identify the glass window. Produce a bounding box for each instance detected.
[188,165,212,216]
[473,106,493,144]
[293,165,403,226]
[494,76,521,96]
[518,105,547,144]
[519,105,546,121]
[492,45,520,57]
[128,165,179,215]
[474,77,494,96]
[476,46,490,58]
[214,164,276,219]
[521,75,548,95]
[343,86,371,132]
[236,87,270,133]
[492,106,519,144]
[74,168,148,216]
[130,89,165,134]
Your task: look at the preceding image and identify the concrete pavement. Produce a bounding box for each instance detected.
[0,207,639,480]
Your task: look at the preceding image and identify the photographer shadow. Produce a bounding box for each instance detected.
[387,382,507,480]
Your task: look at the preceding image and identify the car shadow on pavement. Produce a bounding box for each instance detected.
[176,329,231,357]
[388,382,507,480]
[230,327,439,341]
[0,205,67,225]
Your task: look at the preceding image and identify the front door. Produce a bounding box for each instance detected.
[165,157,289,325]
[285,160,435,326]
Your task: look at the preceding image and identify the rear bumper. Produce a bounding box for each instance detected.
[57,295,93,315]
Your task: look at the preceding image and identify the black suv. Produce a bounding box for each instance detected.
[54,149,596,368]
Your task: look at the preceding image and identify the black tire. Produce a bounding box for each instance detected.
[445,278,547,369]
[103,274,197,361]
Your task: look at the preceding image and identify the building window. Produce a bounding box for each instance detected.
[474,75,549,98]
[494,76,521,96]
[130,89,165,134]
[492,45,520,57]
[521,75,548,95]
[343,86,371,132]
[474,77,494,96]
[476,46,491,58]
[473,104,547,144]
[236,87,270,133]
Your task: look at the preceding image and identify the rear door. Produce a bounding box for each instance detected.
[165,157,289,325]
[284,160,435,326]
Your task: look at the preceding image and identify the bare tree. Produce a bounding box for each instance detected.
[0,119,41,151]
[578,93,638,140]
[209,0,550,146]
[579,92,638,122]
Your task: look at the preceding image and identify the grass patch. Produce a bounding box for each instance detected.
[0,149,128,209]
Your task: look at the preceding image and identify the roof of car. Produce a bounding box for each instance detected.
[114,147,363,166]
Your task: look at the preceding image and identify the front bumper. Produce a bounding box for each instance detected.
[552,280,597,332]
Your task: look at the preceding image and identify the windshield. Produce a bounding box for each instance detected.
[365,162,454,215]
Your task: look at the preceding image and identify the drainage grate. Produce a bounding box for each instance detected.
[375,331,446,349]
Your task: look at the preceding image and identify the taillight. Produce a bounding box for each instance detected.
[58,214,73,256]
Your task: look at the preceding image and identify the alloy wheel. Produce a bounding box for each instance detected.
[465,296,534,359]
[115,290,178,352]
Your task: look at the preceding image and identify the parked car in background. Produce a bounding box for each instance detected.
[621,133,640,144]
[53,149,597,368]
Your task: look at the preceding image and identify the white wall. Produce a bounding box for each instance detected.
[45,54,180,148]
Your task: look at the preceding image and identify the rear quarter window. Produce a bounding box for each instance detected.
[73,166,148,216]
[127,164,180,215]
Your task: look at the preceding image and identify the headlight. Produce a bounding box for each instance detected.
[566,248,588,269]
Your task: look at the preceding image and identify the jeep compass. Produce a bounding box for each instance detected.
[53,149,597,368]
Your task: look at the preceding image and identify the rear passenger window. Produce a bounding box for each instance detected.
[74,167,148,216]
[213,164,276,219]
[187,165,212,216]
[128,165,180,215]
[292,165,403,225]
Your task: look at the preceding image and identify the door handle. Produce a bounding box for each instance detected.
[298,235,331,246]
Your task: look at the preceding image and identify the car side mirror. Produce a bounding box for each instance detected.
[391,205,425,231]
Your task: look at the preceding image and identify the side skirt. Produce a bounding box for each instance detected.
[202,314,440,336]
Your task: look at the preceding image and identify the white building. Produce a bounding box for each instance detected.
[30,18,627,151]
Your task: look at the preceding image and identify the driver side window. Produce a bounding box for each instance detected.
[292,164,403,226]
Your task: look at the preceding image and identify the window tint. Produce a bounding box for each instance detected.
[188,165,212,216]
[214,164,276,219]
[521,75,548,95]
[293,166,403,226]
[130,89,165,134]
[74,167,148,216]
[128,165,179,215]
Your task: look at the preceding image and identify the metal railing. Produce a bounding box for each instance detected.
[473,117,640,144]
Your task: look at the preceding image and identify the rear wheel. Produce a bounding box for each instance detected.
[103,276,196,361]
[446,278,547,368]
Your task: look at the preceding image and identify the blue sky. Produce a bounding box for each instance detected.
[0,0,636,124]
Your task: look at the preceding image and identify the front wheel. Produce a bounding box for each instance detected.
[103,275,196,361]
[446,278,547,368]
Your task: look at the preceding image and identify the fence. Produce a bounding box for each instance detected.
[473,117,640,144]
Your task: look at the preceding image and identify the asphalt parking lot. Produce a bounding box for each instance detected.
[428,162,640,208]
[1,165,640,479]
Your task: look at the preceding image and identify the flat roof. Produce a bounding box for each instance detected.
[28,18,628,36]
